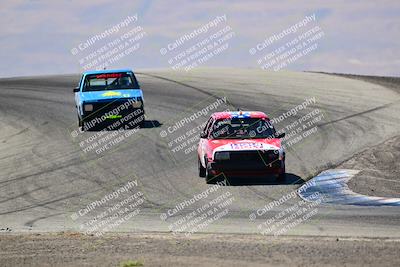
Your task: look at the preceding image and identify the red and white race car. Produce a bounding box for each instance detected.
[197,111,286,183]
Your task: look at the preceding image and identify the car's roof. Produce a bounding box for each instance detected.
[212,111,269,120]
[83,69,133,75]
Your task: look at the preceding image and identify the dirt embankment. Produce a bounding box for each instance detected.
[338,135,400,198]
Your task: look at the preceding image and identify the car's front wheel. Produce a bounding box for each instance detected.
[139,114,145,128]
[133,109,145,128]
[198,157,206,177]
[205,160,214,184]
[277,161,286,182]
[77,113,85,130]
[205,160,225,184]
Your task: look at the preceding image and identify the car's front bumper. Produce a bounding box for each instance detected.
[208,150,284,176]
[82,99,144,129]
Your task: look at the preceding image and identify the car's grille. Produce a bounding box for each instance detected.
[228,150,278,163]
[84,98,142,118]
[214,150,280,170]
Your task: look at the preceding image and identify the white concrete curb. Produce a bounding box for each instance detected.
[298,169,400,206]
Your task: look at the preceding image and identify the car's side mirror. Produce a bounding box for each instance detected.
[73,87,80,93]
[200,132,208,138]
[276,132,285,138]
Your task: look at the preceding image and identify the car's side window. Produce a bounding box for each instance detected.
[202,118,213,137]
[206,118,216,137]
[83,77,90,91]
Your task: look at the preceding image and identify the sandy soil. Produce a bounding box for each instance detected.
[1,232,399,267]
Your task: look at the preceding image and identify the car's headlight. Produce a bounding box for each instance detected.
[215,151,230,160]
[84,104,93,112]
[132,100,142,108]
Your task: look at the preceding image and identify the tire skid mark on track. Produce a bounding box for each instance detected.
[0,193,81,216]
[317,102,398,128]
[24,212,64,227]
[137,73,220,98]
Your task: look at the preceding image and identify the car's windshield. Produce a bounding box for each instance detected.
[210,118,276,139]
[83,72,139,92]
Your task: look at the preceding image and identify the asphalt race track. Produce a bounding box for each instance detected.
[1,68,400,238]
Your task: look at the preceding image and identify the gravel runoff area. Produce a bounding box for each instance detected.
[1,232,399,267]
